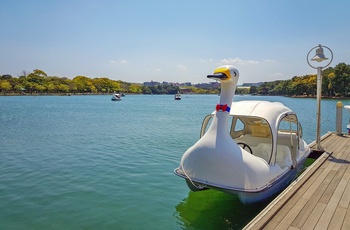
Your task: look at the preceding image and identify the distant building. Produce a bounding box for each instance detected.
[143,81,161,86]
[142,80,223,89]
[0,74,12,79]
[161,81,179,86]
[162,81,169,85]
[194,81,220,89]
[242,82,263,87]
[169,82,180,87]
[180,82,192,87]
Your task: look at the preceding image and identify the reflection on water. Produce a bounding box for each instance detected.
[174,157,317,230]
[175,190,269,230]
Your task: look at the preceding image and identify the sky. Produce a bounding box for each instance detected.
[1,0,350,85]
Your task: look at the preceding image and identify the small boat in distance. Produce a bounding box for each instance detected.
[174,65,311,204]
[175,91,181,100]
[111,92,122,101]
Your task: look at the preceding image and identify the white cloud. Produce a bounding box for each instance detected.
[177,65,187,71]
[269,72,284,78]
[265,59,277,63]
[155,68,162,72]
[120,60,129,64]
[200,58,214,63]
[109,60,130,64]
[219,57,259,65]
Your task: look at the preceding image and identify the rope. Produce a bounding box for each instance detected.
[180,161,207,190]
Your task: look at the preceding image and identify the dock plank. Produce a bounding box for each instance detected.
[342,208,350,230]
[244,133,350,230]
[289,168,336,228]
[314,166,348,229]
[301,202,326,230]
[261,175,315,230]
[272,197,308,230]
[338,173,350,209]
[329,207,347,230]
[319,165,346,204]
[260,155,328,229]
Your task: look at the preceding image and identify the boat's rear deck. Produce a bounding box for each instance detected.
[244,133,350,230]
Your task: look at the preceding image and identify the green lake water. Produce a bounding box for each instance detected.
[1,94,349,229]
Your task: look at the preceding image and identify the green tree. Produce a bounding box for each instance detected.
[73,76,90,92]
[47,83,56,93]
[333,63,350,96]
[58,84,69,93]
[129,84,142,94]
[250,86,257,94]
[0,80,12,93]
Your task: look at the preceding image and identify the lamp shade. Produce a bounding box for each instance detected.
[311,44,328,62]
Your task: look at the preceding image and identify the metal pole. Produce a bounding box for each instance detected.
[316,66,323,150]
[307,44,333,151]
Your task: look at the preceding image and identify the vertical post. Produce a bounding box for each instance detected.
[307,44,333,150]
[336,101,343,135]
[316,66,323,150]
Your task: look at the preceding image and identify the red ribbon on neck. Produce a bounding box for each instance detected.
[216,104,230,112]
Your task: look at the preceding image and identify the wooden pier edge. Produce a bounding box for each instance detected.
[243,132,334,230]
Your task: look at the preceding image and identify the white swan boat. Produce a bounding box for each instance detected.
[175,92,181,100]
[111,92,122,101]
[174,65,310,204]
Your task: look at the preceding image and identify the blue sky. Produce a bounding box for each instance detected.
[1,0,349,84]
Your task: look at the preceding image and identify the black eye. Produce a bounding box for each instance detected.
[233,71,237,76]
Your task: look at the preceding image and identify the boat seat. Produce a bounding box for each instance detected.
[234,135,293,168]
[252,143,272,163]
[275,145,293,169]
[254,143,293,168]
[248,143,292,168]
[234,134,272,147]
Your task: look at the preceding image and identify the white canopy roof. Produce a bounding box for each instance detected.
[228,100,295,134]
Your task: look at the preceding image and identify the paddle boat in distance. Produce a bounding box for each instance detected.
[175,91,181,100]
[111,92,122,101]
[174,65,311,204]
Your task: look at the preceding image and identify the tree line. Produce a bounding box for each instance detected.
[244,62,350,97]
[0,69,220,95]
[0,69,179,95]
[1,62,350,97]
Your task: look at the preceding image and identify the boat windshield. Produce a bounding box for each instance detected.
[230,116,273,163]
[274,114,300,167]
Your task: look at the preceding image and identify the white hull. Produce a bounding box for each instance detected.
[175,154,307,204]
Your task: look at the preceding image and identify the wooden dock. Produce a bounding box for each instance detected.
[244,132,350,230]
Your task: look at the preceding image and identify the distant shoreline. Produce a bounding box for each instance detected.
[290,95,350,100]
[1,92,350,99]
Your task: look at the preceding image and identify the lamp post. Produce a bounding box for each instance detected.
[307,44,333,151]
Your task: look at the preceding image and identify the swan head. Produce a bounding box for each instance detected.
[207,65,239,104]
[207,65,239,83]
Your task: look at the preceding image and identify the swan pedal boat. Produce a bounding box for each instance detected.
[111,92,122,101]
[174,65,311,204]
[175,92,181,100]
